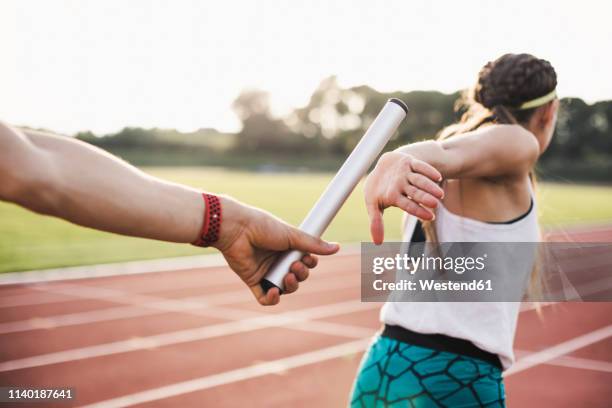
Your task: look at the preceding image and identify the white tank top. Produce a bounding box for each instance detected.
[380,182,540,370]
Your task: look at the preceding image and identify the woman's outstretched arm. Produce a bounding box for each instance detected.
[0,122,339,305]
[394,124,539,179]
[364,124,539,243]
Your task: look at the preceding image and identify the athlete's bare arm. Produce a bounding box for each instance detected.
[363,125,539,243]
[0,122,339,305]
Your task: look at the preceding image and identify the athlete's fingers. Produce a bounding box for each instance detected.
[395,195,435,221]
[289,260,310,282]
[366,201,385,245]
[287,227,340,255]
[410,158,443,186]
[407,173,444,199]
[283,273,299,294]
[252,285,280,306]
[301,254,318,269]
[404,184,440,208]
[296,266,310,282]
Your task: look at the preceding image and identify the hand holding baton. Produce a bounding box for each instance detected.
[261,98,409,293]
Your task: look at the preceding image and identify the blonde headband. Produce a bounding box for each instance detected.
[518,89,557,110]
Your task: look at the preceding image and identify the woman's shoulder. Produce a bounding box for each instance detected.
[477,124,539,173]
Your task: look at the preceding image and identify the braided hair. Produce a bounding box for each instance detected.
[440,53,557,138]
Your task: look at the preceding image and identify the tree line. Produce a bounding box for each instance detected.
[75,76,612,181]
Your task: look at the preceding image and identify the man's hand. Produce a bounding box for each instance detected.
[0,123,340,306]
[364,151,444,245]
[215,196,340,306]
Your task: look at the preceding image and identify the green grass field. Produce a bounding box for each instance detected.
[1,167,611,273]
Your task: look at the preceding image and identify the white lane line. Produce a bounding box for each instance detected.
[40,268,352,307]
[0,300,377,372]
[0,270,569,336]
[80,338,370,408]
[1,222,606,287]
[0,261,567,334]
[546,223,612,240]
[0,270,361,334]
[0,267,254,308]
[515,350,612,373]
[78,323,612,408]
[295,321,375,339]
[0,222,604,286]
[544,355,612,373]
[3,236,609,308]
[505,324,612,376]
[0,246,361,286]
[1,275,559,335]
[0,257,357,309]
[0,254,227,286]
[6,241,608,309]
[519,302,556,312]
[34,263,356,304]
[0,276,359,334]
[0,306,158,334]
[0,291,78,308]
[547,276,612,302]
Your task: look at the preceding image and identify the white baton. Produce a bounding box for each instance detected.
[261,98,409,293]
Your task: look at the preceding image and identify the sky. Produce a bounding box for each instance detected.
[1,0,611,135]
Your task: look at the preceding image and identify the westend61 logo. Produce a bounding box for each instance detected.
[370,253,491,293]
[361,242,539,302]
[361,241,612,302]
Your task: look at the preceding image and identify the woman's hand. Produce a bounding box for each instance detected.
[364,151,444,244]
[214,196,340,306]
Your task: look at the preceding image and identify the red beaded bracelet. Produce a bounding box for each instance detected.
[192,193,222,247]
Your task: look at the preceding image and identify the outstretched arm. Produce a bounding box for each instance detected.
[0,122,339,305]
[364,124,539,243]
[394,124,539,179]
[0,123,205,242]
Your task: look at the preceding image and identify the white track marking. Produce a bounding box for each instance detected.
[553,250,612,274]
[293,321,375,339]
[0,255,226,286]
[0,262,355,309]
[0,271,579,336]
[0,305,159,334]
[79,322,612,408]
[0,300,377,372]
[35,267,356,303]
[505,324,612,376]
[519,302,556,312]
[0,222,605,287]
[547,223,612,238]
[0,271,361,334]
[544,355,612,373]
[546,276,612,301]
[0,246,361,286]
[43,273,352,310]
[515,350,612,373]
[0,290,79,308]
[0,277,563,335]
[0,269,252,307]
[0,258,357,309]
[5,241,609,309]
[80,338,370,408]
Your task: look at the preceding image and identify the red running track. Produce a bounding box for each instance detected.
[0,227,611,407]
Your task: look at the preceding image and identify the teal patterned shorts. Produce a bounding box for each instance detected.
[350,336,505,407]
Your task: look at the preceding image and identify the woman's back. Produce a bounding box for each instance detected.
[381,175,540,370]
[442,170,533,225]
